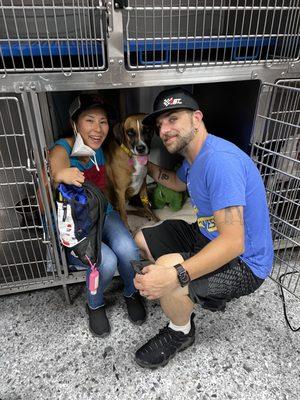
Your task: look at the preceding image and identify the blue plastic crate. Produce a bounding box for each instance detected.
[0,40,103,57]
[127,37,278,65]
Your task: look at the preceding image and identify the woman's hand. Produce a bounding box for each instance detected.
[56,167,85,187]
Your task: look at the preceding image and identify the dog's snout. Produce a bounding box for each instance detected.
[136,144,146,154]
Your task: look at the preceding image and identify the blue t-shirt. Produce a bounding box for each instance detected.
[53,138,113,213]
[177,134,274,279]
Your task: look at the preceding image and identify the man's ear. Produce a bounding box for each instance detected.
[112,122,124,144]
[193,110,203,125]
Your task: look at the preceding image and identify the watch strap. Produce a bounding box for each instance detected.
[173,263,190,287]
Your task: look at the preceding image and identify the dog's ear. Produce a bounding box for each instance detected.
[112,122,124,144]
[149,126,156,137]
[143,125,156,138]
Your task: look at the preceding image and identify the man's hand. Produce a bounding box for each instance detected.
[134,264,179,300]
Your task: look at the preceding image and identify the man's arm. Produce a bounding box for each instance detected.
[182,205,244,280]
[148,161,187,192]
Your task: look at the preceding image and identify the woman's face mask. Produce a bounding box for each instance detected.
[71,129,96,158]
[71,124,100,171]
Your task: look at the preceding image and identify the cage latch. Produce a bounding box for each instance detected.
[26,149,37,173]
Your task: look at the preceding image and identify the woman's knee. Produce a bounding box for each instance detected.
[113,233,139,257]
[100,244,118,278]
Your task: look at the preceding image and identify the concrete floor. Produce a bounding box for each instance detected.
[0,275,299,400]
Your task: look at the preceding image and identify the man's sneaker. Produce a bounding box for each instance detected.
[86,304,111,338]
[135,313,195,369]
[124,291,146,325]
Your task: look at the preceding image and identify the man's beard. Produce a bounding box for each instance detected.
[165,128,194,155]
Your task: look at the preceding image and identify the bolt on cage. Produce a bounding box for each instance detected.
[251,81,300,300]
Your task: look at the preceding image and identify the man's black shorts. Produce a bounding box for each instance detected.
[142,220,264,310]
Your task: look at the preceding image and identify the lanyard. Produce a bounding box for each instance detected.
[85,255,99,295]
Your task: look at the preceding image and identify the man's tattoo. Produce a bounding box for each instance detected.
[158,168,169,181]
[225,207,233,224]
[236,207,243,222]
[224,206,243,224]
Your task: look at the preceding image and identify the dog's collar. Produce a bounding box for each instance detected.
[120,143,133,157]
[120,143,148,166]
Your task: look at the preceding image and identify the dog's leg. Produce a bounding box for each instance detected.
[139,182,160,222]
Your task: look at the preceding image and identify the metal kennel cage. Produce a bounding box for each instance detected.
[251,81,300,300]
[123,0,300,69]
[0,0,299,90]
[0,1,299,309]
[0,0,107,74]
[0,93,85,301]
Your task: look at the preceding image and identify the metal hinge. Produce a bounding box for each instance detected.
[105,0,127,35]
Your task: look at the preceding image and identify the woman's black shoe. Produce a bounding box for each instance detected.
[86,304,111,338]
[124,292,147,325]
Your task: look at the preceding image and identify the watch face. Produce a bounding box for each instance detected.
[174,264,190,287]
[179,270,190,286]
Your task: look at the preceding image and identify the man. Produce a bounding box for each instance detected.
[133,87,274,369]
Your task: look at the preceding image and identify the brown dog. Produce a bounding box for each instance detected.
[104,114,159,229]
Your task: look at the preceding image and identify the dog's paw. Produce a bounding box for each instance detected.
[152,214,160,222]
[144,208,160,222]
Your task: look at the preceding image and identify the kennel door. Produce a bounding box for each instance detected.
[0,95,64,296]
[0,0,107,74]
[251,81,300,300]
[123,0,300,69]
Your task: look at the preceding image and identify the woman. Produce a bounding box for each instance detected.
[49,94,146,337]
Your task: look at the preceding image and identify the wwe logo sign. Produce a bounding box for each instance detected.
[163,97,182,107]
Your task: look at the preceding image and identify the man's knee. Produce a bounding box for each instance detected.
[156,253,184,267]
[157,254,192,303]
[161,284,190,301]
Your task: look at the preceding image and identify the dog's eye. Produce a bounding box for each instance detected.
[127,130,135,137]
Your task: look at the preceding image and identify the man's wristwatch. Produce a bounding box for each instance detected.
[173,264,190,287]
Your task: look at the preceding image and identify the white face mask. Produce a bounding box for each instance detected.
[71,125,99,171]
